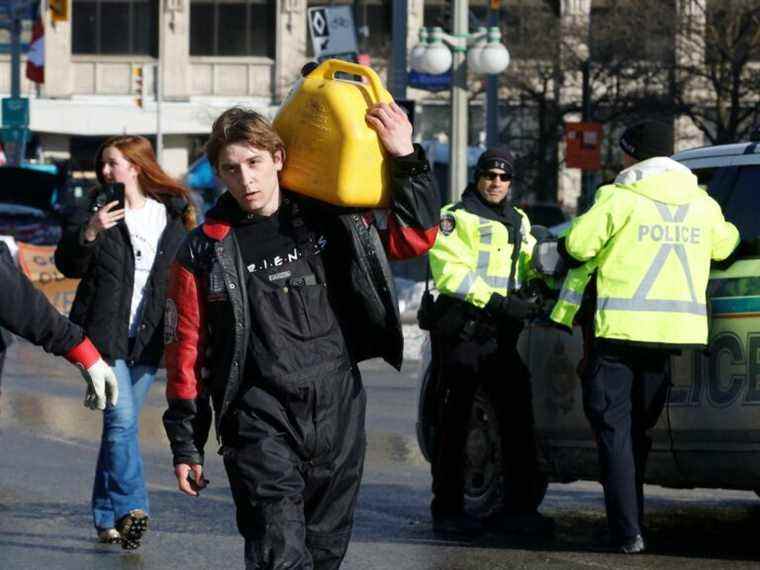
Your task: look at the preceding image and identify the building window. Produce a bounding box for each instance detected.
[73,0,158,56]
[590,0,675,64]
[190,0,275,57]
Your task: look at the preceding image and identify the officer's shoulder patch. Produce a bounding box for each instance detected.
[440,213,456,236]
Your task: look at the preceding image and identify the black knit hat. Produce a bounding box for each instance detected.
[475,146,514,180]
[619,121,673,161]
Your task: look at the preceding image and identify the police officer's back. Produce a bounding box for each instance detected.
[557,121,739,553]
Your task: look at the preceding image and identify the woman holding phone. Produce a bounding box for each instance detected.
[55,136,195,549]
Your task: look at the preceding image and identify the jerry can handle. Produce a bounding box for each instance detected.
[316,59,388,104]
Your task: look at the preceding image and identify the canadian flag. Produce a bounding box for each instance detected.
[26,13,44,84]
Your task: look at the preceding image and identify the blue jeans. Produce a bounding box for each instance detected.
[92,359,156,531]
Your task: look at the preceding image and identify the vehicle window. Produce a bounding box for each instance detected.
[690,167,717,189]
[522,205,567,228]
[711,165,760,241]
[705,166,739,208]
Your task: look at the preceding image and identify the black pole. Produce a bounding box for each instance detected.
[389,0,408,100]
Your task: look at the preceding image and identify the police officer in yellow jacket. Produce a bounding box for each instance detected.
[557,121,739,553]
[426,147,553,537]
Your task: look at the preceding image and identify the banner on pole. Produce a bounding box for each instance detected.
[565,122,603,170]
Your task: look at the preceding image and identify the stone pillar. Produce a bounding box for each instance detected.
[407,0,424,53]
[43,8,73,97]
[674,0,706,151]
[556,0,591,214]
[162,134,190,178]
[161,0,191,101]
[274,0,308,103]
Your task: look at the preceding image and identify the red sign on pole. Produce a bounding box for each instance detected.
[565,122,603,170]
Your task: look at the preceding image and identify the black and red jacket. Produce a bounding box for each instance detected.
[163,145,439,465]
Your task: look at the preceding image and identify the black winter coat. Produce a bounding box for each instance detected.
[55,193,190,366]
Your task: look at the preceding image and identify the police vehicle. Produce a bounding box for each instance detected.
[416,138,760,517]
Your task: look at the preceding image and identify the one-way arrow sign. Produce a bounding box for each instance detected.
[307,5,358,59]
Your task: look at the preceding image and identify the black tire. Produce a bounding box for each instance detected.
[416,350,438,463]
[462,385,548,519]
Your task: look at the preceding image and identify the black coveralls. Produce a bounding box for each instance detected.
[164,146,438,570]
[222,199,364,569]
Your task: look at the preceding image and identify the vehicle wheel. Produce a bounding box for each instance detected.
[462,385,548,519]
[416,335,439,463]
[462,385,505,519]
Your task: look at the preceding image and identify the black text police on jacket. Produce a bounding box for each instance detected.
[425,147,554,537]
[162,104,439,570]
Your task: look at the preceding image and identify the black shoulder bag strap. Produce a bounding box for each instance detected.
[417,255,436,331]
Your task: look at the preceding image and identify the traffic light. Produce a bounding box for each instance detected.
[49,0,69,22]
[131,65,145,108]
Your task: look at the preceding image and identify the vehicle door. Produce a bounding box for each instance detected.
[668,164,760,490]
[521,315,600,481]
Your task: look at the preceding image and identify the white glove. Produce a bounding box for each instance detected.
[81,358,119,410]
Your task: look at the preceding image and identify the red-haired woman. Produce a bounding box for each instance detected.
[55,135,195,550]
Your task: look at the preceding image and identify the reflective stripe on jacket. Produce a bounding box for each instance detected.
[550,261,596,328]
[564,158,739,346]
[429,201,536,309]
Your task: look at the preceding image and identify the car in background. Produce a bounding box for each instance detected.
[0,164,69,245]
[518,202,567,228]
[416,138,760,518]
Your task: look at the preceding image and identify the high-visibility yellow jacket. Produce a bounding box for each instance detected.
[429,191,536,309]
[563,157,739,346]
[550,261,596,328]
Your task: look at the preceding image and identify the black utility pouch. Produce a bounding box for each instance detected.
[417,289,438,331]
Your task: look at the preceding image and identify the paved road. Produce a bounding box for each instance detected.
[1,340,759,569]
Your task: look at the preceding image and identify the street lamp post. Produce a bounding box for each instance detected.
[409,0,510,203]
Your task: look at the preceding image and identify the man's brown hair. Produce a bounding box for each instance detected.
[206,107,286,170]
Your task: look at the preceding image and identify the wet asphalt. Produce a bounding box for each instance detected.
[1,339,760,569]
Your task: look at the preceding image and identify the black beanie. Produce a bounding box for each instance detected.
[619,121,673,161]
[475,146,514,179]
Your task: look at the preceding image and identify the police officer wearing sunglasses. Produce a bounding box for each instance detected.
[423,147,554,537]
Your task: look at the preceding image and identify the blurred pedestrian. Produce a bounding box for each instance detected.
[55,135,195,549]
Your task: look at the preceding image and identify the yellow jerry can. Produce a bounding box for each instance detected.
[273,59,394,208]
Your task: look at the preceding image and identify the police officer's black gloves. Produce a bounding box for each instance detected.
[485,293,536,321]
[556,237,584,269]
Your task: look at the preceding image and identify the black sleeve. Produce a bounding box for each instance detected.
[54,201,99,278]
[0,243,84,356]
[163,397,213,466]
[388,144,440,233]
